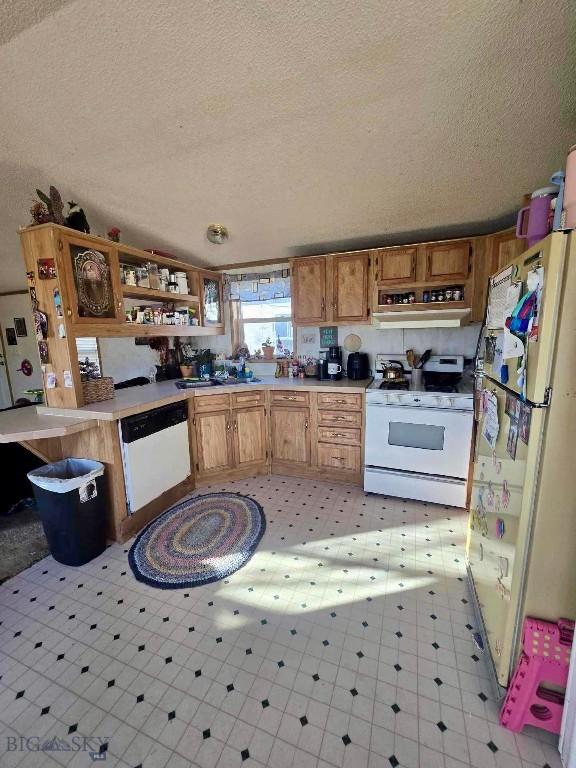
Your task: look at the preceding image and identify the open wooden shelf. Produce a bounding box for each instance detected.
[71,323,221,338]
[122,285,200,304]
[373,300,467,313]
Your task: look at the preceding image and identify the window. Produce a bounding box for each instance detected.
[240,296,293,356]
[226,267,293,357]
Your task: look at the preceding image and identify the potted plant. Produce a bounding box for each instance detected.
[180,356,196,378]
[262,338,275,360]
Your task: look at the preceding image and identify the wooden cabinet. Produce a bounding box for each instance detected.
[193,397,268,483]
[375,247,417,284]
[233,406,267,468]
[270,390,309,406]
[199,269,225,329]
[424,241,471,282]
[19,223,225,408]
[487,228,523,273]
[61,232,124,324]
[331,252,370,322]
[317,392,362,409]
[317,410,362,428]
[194,411,233,475]
[317,443,361,474]
[270,406,310,465]
[291,251,370,325]
[291,256,326,324]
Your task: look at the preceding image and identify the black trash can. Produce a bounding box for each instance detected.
[27,458,106,566]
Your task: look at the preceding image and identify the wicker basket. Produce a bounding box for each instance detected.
[82,376,115,404]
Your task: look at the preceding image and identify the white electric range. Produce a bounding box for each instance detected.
[364,355,474,507]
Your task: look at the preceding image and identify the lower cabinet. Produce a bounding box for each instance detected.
[193,389,365,485]
[233,406,267,468]
[194,410,233,476]
[270,406,311,465]
[317,443,361,475]
[194,404,268,482]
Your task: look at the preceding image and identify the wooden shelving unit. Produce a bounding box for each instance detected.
[71,323,221,338]
[18,223,225,408]
[121,285,200,304]
[374,300,467,312]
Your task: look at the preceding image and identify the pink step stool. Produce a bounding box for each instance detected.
[500,617,575,734]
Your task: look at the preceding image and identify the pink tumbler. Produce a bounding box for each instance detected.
[564,144,576,229]
[516,186,558,247]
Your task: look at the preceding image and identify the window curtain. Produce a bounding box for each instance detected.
[223,268,291,302]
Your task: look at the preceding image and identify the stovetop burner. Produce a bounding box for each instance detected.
[378,379,409,390]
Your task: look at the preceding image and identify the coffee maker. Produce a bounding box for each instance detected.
[316,351,330,380]
[327,345,343,381]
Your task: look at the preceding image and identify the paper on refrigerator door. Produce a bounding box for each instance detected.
[503,327,525,359]
[487,266,513,329]
[482,390,499,449]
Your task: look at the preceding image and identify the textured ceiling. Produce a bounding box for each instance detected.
[0,0,574,291]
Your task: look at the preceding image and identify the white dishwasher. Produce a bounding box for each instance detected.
[120,401,191,514]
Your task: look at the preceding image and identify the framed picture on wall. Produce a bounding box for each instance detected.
[6,327,17,345]
[14,317,27,337]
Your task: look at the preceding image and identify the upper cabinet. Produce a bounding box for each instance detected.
[291,250,370,326]
[19,223,225,408]
[331,252,370,322]
[424,241,471,282]
[291,256,326,324]
[199,269,224,329]
[375,247,417,284]
[487,228,524,273]
[61,232,124,324]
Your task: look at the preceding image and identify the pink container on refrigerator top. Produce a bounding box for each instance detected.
[564,144,576,228]
[516,186,558,248]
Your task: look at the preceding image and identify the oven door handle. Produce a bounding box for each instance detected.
[366,403,472,414]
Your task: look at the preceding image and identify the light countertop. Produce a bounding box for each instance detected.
[0,407,96,443]
[38,376,372,421]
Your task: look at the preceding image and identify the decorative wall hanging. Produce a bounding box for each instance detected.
[53,287,63,318]
[5,327,17,346]
[38,258,56,279]
[17,359,33,377]
[38,341,49,364]
[14,317,27,337]
[29,287,38,311]
[34,309,48,340]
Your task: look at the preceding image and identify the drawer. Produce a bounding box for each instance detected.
[317,426,361,446]
[270,390,309,406]
[317,392,362,410]
[232,390,265,408]
[317,443,361,473]
[194,393,231,412]
[318,410,362,428]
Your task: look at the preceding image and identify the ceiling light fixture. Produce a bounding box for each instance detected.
[206,224,229,244]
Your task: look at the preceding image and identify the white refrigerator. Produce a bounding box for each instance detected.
[467,232,576,690]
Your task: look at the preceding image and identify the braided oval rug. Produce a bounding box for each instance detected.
[128,492,266,589]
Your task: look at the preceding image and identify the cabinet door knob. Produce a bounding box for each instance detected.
[304,420,309,430]
[66,308,72,317]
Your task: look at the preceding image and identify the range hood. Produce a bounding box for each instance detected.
[372,307,471,329]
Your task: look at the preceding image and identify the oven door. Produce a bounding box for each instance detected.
[365,403,473,479]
